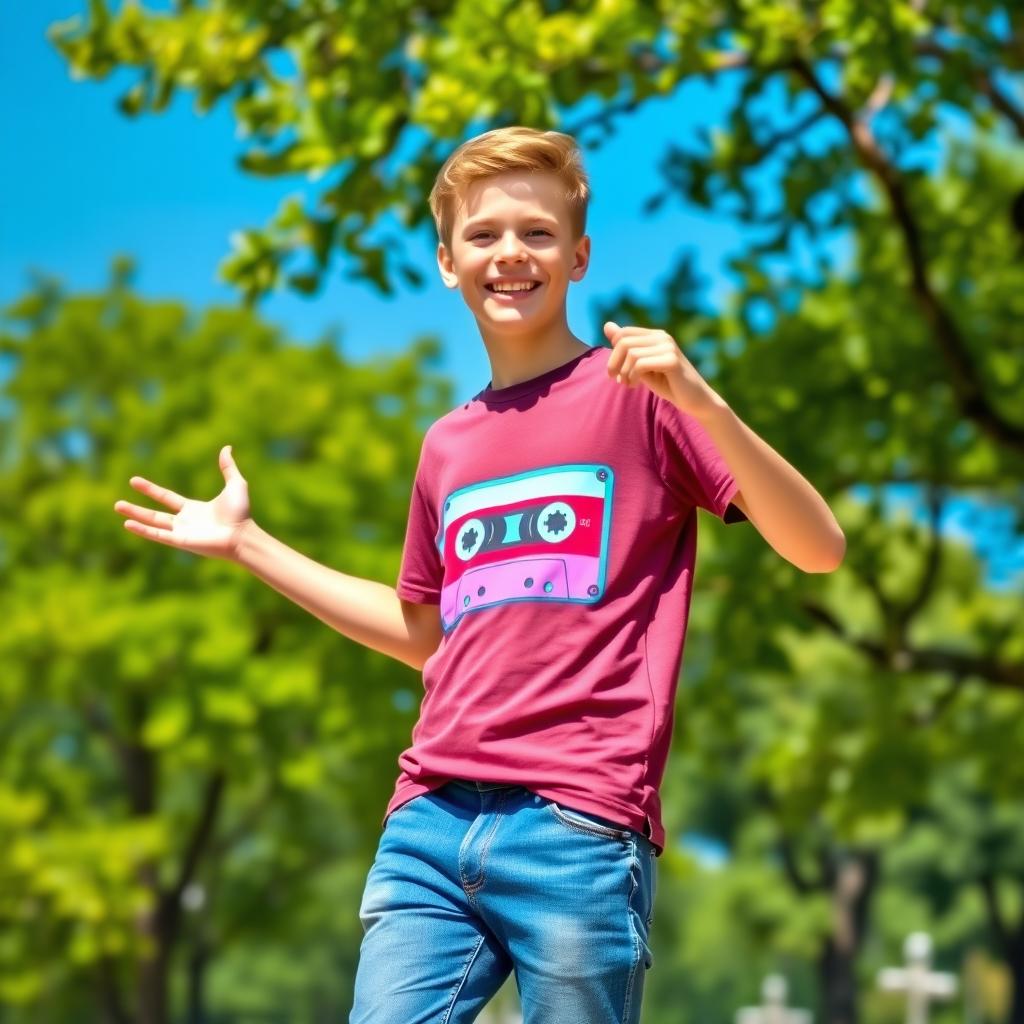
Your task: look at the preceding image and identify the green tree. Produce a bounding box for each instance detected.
[0,258,450,1024]
[883,715,1024,1024]
[645,503,1019,1024]
[37,2,1024,1021]
[592,133,1021,1023]
[47,0,1024,460]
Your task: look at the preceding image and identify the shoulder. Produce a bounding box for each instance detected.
[414,405,465,479]
[418,407,465,463]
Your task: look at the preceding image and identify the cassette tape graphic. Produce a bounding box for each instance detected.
[436,463,614,631]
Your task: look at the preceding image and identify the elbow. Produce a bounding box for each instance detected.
[801,530,846,574]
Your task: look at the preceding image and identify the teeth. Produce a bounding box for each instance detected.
[489,282,539,292]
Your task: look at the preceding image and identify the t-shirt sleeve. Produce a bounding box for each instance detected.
[651,393,747,524]
[396,434,444,603]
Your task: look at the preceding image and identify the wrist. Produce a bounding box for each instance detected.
[229,518,263,565]
[687,388,731,426]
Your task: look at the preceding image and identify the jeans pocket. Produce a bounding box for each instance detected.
[546,800,633,842]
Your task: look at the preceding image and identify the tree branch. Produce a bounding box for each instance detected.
[753,783,824,893]
[905,671,969,727]
[752,108,830,164]
[913,39,1024,140]
[895,484,944,632]
[981,871,1010,951]
[157,771,227,944]
[788,56,1024,452]
[779,832,821,895]
[596,41,1024,451]
[207,781,277,859]
[800,599,1024,690]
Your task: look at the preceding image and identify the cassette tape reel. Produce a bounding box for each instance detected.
[454,500,577,561]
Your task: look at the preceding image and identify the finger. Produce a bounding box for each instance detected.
[122,519,185,548]
[598,317,630,346]
[604,322,652,342]
[113,500,176,531]
[129,476,186,513]
[608,336,663,377]
[220,444,241,482]
[626,354,672,381]
[607,334,639,373]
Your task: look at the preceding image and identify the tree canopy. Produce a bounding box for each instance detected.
[2,0,1020,1020]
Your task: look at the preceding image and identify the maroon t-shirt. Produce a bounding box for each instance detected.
[387,342,746,853]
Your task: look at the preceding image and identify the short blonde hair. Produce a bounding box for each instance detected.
[429,125,590,253]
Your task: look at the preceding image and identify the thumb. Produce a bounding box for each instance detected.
[220,444,240,481]
[603,321,619,340]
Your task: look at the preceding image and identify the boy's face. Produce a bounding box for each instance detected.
[437,170,590,333]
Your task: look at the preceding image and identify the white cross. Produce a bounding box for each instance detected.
[877,932,958,1024]
[736,974,813,1024]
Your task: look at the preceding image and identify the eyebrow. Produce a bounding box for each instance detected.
[462,216,558,233]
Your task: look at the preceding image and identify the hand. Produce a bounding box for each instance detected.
[114,445,253,561]
[603,321,722,418]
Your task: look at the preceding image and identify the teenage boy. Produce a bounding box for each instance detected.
[114,125,844,1024]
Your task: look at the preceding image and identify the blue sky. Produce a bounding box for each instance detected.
[2,0,768,405]
[2,2,1021,589]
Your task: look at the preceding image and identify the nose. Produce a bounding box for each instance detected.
[495,230,528,262]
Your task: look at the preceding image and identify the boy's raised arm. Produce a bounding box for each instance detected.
[113,445,441,672]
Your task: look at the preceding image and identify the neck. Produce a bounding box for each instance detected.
[477,314,590,390]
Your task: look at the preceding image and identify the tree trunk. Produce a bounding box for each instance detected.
[1010,954,1024,1024]
[136,861,172,1024]
[980,873,1024,1024]
[186,937,210,1024]
[96,952,133,1024]
[817,851,879,1024]
[819,937,860,1024]
[137,948,170,1024]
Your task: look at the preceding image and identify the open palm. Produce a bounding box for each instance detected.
[114,445,253,560]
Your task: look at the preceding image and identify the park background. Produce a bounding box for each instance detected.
[1,1,1022,1022]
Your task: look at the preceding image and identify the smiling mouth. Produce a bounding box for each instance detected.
[485,282,542,294]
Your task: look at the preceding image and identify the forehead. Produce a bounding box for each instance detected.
[454,170,568,227]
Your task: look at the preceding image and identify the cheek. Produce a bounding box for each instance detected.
[461,278,488,305]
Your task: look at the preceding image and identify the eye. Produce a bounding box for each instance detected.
[470,228,552,240]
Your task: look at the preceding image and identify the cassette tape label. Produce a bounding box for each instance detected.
[436,463,614,631]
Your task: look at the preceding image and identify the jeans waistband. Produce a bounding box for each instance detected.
[448,778,522,792]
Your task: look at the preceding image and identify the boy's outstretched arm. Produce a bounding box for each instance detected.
[114,445,442,671]
[234,522,443,671]
[603,322,846,574]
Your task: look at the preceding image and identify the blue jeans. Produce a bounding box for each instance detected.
[349,779,657,1024]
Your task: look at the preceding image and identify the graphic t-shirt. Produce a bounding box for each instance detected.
[387,342,746,854]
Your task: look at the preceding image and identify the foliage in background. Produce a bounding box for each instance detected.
[3,0,1021,1020]
[622,135,1024,1024]
[0,258,450,1022]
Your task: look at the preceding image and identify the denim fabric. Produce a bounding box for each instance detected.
[350,779,657,1024]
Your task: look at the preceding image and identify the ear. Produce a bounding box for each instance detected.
[569,234,591,283]
[437,242,459,288]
